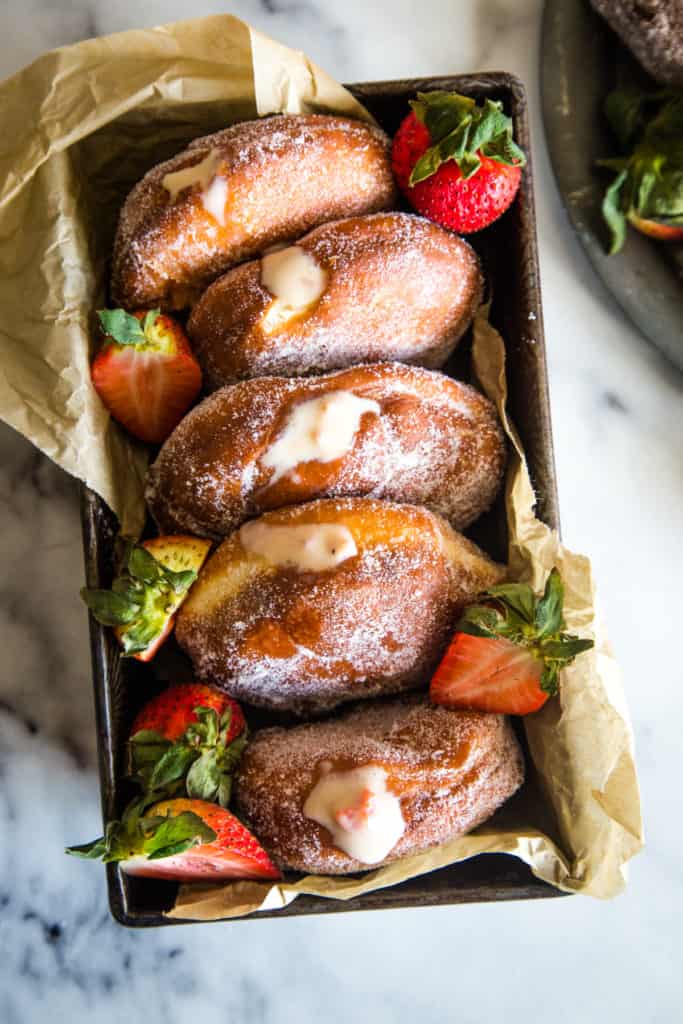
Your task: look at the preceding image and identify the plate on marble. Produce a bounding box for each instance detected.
[541,0,683,371]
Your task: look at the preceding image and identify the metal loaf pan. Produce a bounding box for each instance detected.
[81,73,563,926]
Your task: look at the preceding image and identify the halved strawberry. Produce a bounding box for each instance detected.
[81,535,211,661]
[431,633,547,715]
[92,308,201,443]
[67,797,280,883]
[129,683,247,808]
[430,569,594,715]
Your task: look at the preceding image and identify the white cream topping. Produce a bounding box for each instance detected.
[238,521,357,572]
[303,765,405,864]
[162,149,223,203]
[201,175,229,225]
[260,246,327,332]
[261,391,380,484]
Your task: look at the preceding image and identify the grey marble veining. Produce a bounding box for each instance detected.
[0,2,680,1022]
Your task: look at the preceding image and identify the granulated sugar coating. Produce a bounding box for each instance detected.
[146,363,506,539]
[188,211,483,389]
[234,696,524,874]
[174,498,504,714]
[111,114,397,310]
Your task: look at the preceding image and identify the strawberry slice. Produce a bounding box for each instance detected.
[92,308,202,443]
[81,535,211,661]
[430,569,594,715]
[431,634,547,715]
[129,683,247,808]
[67,797,280,883]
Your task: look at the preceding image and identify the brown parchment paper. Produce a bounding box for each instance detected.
[0,14,642,915]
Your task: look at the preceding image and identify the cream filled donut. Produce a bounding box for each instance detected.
[234,697,524,873]
[111,115,397,310]
[174,498,504,714]
[145,363,505,539]
[187,212,483,387]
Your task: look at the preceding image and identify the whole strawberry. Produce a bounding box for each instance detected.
[129,682,248,808]
[392,91,526,234]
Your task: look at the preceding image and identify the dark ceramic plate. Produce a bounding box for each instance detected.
[81,73,566,927]
[541,0,683,371]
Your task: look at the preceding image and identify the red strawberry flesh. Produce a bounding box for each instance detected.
[430,633,547,715]
[92,310,201,444]
[628,212,683,242]
[120,799,280,882]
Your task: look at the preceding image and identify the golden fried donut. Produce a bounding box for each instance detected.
[234,697,524,874]
[146,363,505,539]
[111,115,396,310]
[175,498,504,714]
[187,212,483,387]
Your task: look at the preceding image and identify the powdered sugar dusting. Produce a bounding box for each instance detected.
[234,697,524,873]
[174,498,503,714]
[188,211,483,387]
[111,115,397,310]
[145,363,506,539]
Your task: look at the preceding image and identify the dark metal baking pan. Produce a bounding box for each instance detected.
[80,72,565,926]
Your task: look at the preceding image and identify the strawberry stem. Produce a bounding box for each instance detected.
[408,91,526,186]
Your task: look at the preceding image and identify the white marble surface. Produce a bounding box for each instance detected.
[0,1,680,1021]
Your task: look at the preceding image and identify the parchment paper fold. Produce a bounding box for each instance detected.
[0,14,642,917]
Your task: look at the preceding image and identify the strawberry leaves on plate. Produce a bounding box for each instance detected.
[598,89,683,253]
[408,91,526,186]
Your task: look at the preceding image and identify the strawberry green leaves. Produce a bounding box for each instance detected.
[140,811,215,861]
[97,308,161,347]
[67,700,248,865]
[408,91,526,186]
[130,705,248,809]
[598,88,683,253]
[66,797,216,864]
[533,569,564,638]
[79,588,140,627]
[80,538,198,657]
[457,569,594,698]
[601,169,629,255]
